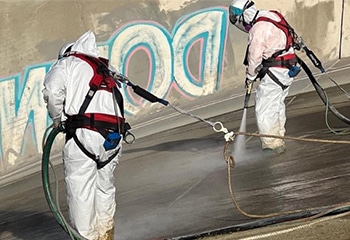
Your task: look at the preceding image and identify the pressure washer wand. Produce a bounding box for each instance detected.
[244,81,253,109]
[111,72,169,106]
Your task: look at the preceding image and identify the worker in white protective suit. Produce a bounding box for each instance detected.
[43,30,129,240]
[229,0,300,154]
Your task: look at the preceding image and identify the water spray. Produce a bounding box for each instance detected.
[233,81,254,161]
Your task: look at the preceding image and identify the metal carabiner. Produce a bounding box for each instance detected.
[123,131,136,144]
[213,121,228,134]
[212,121,235,142]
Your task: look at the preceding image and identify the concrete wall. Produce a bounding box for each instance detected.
[0,0,349,176]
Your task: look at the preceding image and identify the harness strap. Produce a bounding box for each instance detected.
[67,114,124,133]
[256,10,295,50]
[68,53,123,116]
[113,87,124,117]
[266,69,289,90]
[72,131,120,169]
[79,85,98,115]
[62,52,127,169]
[243,44,250,66]
[262,54,298,68]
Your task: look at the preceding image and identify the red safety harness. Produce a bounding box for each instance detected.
[65,52,128,168]
[256,11,294,50]
[256,11,298,68]
[254,11,300,89]
[67,52,124,129]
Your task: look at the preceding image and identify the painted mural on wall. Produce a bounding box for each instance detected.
[0,7,228,171]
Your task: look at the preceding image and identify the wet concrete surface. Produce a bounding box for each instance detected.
[0,83,350,240]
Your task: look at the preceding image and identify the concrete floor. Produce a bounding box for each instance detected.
[0,63,350,240]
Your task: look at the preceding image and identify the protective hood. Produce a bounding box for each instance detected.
[71,30,99,57]
[229,0,259,33]
[242,5,258,24]
[58,42,74,59]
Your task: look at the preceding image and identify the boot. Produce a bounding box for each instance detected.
[98,227,114,240]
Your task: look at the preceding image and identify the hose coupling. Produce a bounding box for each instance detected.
[224,131,235,142]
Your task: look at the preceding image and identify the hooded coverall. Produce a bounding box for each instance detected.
[43,30,122,240]
[245,10,296,151]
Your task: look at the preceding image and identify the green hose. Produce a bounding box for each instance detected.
[41,125,87,240]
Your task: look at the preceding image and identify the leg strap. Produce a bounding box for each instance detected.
[71,130,120,169]
[266,69,289,90]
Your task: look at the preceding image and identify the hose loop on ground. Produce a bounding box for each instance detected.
[223,130,350,220]
[223,141,235,168]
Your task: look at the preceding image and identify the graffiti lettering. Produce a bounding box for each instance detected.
[0,7,228,168]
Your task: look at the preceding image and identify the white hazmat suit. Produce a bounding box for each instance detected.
[43,30,123,240]
[229,0,298,153]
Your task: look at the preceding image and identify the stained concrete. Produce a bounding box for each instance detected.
[0,59,349,240]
